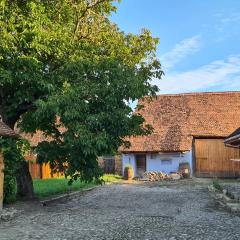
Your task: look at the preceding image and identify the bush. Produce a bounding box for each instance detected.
[124,164,133,170]
[213,178,223,192]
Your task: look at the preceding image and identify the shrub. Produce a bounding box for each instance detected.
[124,164,133,170]
[213,178,223,192]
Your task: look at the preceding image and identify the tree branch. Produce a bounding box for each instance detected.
[5,102,36,129]
[74,0,108,36]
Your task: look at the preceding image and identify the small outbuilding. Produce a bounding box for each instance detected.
[224,128,240,148]
[120,91,240,178]
[0,120,18,210]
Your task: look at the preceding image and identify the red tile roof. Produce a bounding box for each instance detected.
[0,121,18,137]
[121,91,240,153]
[19,118,64,146]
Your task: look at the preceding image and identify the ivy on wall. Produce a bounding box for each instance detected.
[0,137,29,203]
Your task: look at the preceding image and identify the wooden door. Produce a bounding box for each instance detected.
[136,154,146,176]
[194,138,240,177]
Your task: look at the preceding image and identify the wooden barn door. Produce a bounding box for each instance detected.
[194,138,240,177]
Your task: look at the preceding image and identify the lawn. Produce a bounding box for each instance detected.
[33,174,122,199]
[101,174,123,183]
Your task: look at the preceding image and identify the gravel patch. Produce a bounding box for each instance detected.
[0,180,240,240]
[221,182,240,200]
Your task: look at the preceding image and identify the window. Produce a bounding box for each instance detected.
[150,153,158,159]
[159,152,183,158]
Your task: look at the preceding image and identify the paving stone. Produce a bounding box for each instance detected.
[0,208,20,222]
[0,181,240,240]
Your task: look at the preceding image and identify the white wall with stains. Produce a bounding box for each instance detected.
[146,151,192,175]
[122,151,193,177]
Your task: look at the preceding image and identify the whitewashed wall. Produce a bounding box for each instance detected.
[122,154,137,176]
[146,151,193,175]
[122,151,193,177]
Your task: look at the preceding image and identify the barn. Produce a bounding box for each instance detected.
[120,91,240,178]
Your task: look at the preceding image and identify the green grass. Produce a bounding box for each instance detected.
[33,174,122,199]
[101,174,123,183]
[212,178,223,192]
[33,178,96,199]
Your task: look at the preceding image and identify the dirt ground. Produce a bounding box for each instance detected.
[0,179,240,240]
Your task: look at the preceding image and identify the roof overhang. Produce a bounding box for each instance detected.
[224,137,240,148]
[120,150,190,154]
[224,131,240,148]
[192,135,227,139]
[0,122,19,138]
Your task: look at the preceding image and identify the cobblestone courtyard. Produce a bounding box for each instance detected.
[0,180,240,240]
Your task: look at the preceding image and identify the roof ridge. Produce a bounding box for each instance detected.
[155,91,240,97]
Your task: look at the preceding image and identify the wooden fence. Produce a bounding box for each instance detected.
[26,154,122,180]
[98,155,122,175]
[26,155,64,180]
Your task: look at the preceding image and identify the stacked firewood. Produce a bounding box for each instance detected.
[141,171,182,181]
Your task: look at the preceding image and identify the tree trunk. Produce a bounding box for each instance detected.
[16,160,34,199]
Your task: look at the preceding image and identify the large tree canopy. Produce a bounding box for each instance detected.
[0,0,162,193]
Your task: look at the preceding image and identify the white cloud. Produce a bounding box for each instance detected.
[152,55,240,94]
[214,12,240,41]
[217,13,240,32]
[161,35,201,70]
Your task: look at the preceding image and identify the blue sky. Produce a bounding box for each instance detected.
[111,0,240,94]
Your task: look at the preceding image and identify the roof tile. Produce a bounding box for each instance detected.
[0,121,18,137]
[121,91,240,152]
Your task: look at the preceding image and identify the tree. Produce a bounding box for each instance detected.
[0,0,162,197]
